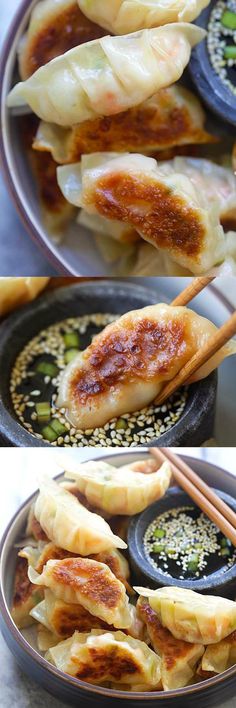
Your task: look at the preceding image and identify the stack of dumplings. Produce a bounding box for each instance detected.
[11,470,236,691]
[7,0,236,275]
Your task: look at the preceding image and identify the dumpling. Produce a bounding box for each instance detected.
[78,210,139,244]
[33,85,214,164]
[28,556,132,628]
[162,157,236,230]
[137,596,204,690]
[63,458,171,515]
[20,540,131,591]
[18,0,105,80]
[30,588,112,637]
[0,277,49,317]
[57,153,225,274]
[128,242,192,276]
[78,0,210,34]
[34,477,127,554]
[134,587,236,644]
[11,557,44,629]
[56,302,236,429]
[200,632,236,673]
[7,24,205,126]
[46,629,162,689]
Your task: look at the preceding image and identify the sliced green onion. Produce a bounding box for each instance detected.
[115,418,128,430]
[35,402,51,419]
[63,332,80,348]
[64,349,79,364]
[188,553,199,563]
[220,547,230,557]
[222,10,236,30]
[187,561,199,572]
[153,528,165,539]
[42,425,59,442]
[221,538,228,547]
[36,361,59,377]
[224,45,236,60]
[167,548,176,557]
[50,419,67,435]
[152,543,165,553]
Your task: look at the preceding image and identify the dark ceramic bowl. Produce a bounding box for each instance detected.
[0,280,217,448]
[189,0,236,125]
[128,487,236,596]
[1,452,236,706]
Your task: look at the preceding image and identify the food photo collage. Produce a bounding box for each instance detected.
[0,1,236,707]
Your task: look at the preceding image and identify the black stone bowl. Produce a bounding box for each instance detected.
[0,280,217,447]
[1,454,236,707]
[128,487,236,597]
[189,1,236,125]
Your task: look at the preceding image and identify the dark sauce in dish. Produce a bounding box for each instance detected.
[208,1,236,96]
[144,506,236,580]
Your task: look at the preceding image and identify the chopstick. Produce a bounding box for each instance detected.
[170,276,215,307]
[154,311,236,406]
[150,447,236,546]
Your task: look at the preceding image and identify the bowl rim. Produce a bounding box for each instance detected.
[1,452,236,701]
[0,279,218,448]
[127,486,236,590]
[0,0,72,275]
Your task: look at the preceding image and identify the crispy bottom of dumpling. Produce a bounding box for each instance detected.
[11,557,43,629]
[19,1,105,79]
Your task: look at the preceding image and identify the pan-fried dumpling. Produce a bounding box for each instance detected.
[137,596,204,690]
[18,0,105,80]
[201,632,236,673]
[78,210,139,244]
[34,477,127,554]
[33,85,214,164]
[78,0,210,34]
[0,277,49,317]
[135,587,236,645]
[11,557,43,629]
[28,556,132,628]
[57,153,225,274]
[30,588,112,637]
[57,303,236,429]
[46,629,162,689]
[63,458,171,515]
[8,24,205,126]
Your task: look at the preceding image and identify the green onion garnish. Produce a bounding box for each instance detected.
[224,45,236,60]
[36,361,59,377]
[115,418,128,430]
[35,402,51,419]
[222,10,236,30]
[187,561,199,572]
[63,332,80,348]
[64,349,79,364]
[50,419,67,435]
[152,543,165,553]
[42,425,59,442]
[153,528,165,539]
[220,547,230,557]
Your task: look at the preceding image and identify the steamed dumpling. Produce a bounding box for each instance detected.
[46,629,162,689]
[28,556,132,628]
[63,458,171,515]
[34,477,127,554]
[57,303,236,429]
[8,24,205,126]
[78,0,210,34]
[18,0,105,80]
[201,632,236,673]
[33,85,214,164]
[137,597,204,690]
[135,587,236,644]
[57,153,225,274]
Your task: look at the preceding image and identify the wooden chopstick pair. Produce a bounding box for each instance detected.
[154,276,236,405]
[150,447,236,547]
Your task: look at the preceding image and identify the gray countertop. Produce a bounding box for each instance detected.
[1,447,236,707]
